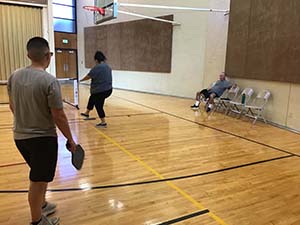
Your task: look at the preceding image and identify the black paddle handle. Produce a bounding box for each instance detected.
[66,141,71,150]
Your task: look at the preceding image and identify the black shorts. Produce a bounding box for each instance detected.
[15,137,58,182]
[200,89,219,99]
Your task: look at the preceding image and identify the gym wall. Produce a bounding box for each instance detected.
[226,0,300,83]
[84,15,173,73]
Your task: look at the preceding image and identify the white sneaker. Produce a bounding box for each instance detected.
[31,215,60,225]
[42,202,56,217]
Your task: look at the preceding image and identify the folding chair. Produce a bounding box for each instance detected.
[214,84,240,113]
[244,90,271,124]
[226,87,254,117]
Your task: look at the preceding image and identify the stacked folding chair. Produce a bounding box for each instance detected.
[214,85,240,113]
[226,87,254,117]
[244,90,271,124]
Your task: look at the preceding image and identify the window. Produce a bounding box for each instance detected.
[53,0,76,33]
[53,18,76,33]
[53,4,75,20]
[53,0,75,6]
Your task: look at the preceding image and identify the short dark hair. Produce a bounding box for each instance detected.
[94,51,107,63]
[26,37,50,62]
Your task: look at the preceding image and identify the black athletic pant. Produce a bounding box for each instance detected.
[87,89,112,118]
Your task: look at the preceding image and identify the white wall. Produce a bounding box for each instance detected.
[203,0,230,88]
[77,0,222,98]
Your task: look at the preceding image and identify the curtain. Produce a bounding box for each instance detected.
[0,3,42,81]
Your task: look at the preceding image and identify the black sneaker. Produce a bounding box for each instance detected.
[96,123,107,128]
[80,113,89,118]
[190,104,199,110]
[206,107,212,113]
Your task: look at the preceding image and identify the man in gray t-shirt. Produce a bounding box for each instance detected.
[8,68,63,140]
[209,79,232,98]
[191,72,232,112]
[7,37,76,225]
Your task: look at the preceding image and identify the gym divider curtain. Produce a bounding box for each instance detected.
[0,3,42,81]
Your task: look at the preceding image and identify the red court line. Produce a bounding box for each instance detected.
[0,162,26,168]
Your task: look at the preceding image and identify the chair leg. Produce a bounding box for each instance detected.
[238,109,244,119]
[225,104,231,115]
[252,116,258,124]
[259,110,267,123]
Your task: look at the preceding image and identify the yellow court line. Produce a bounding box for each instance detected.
[93,126,228,225]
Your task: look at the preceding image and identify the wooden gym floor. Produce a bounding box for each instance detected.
[1,84,300,225]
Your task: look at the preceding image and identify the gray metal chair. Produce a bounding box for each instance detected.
[244,90,271,124]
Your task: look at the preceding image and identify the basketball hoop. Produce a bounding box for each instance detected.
[83,6,105,16]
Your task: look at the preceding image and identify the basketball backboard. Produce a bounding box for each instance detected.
[94,0,118,24]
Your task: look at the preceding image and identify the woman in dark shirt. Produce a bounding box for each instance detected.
[80,51,112,127]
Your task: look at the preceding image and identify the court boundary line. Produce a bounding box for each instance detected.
[66,112,162,124]
[106,112,162,118]
[0,162,26,168]
[114,96,299,157]
[0,155,293,193]
[67,112,162,122]
[157,209,210,225]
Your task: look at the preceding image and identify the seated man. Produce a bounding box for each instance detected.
[191,72,232,112]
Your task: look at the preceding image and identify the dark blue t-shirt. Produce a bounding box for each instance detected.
[88,63,112,94]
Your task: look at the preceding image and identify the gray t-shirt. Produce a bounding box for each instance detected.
[88,63,112,94]
[7,67,63,140]
[210,80,232,97]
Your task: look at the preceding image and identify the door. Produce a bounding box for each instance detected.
[55,50,65,78]
[55,49,77,79]
[65,50,77,78]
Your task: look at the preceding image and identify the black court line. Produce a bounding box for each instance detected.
[0,155,293,194]
[106,112,162,118]
[68,112,162,121]
[114,96,299,157]
[157,210,210,225]
[0,162,26,168]
[68,120,86,124]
